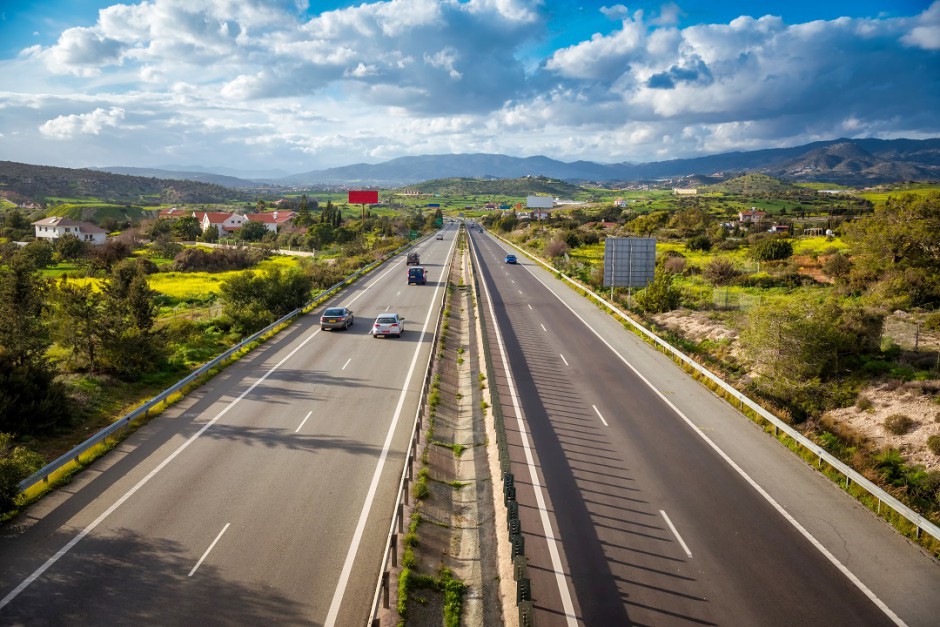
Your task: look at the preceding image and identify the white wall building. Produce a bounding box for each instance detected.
[32,217,107,245]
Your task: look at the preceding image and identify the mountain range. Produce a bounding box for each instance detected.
[70,137,940,188]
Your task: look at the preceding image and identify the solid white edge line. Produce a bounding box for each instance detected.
[324,238,453,626]
[560,354,569,366]
[341,358,351,370]
[0,253,414,611]
[189,523,231,577]
[295,410,312,434]
[0,325,327,610]
[520,262,909,627]
[660,510,693,559]
[591,405,609,427]
[470,238,579,626]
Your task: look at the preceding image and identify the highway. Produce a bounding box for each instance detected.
[0,223,458,626]
[468,227,940,627]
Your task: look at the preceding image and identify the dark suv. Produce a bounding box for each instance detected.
[407,252,420,265]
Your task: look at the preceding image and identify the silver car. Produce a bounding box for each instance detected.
[371,313,405,338]
[320,307,354,331]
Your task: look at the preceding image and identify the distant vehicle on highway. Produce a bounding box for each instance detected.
[504,254,517,264]
[407,252,420,265]
[372,313,405,338]
[436,232,444,240]
[320,307,354,330]
[408,266,428,285]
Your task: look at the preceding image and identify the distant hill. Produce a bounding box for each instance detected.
[90,166,264,189]
[279,137,940,187]
[408,176,583,197]
[0,161,252,206]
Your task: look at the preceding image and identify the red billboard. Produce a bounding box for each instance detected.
[348,190,378,204]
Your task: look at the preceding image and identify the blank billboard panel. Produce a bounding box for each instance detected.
[526,195,554,209]
[348,190,378,204]
[603,237,656,288]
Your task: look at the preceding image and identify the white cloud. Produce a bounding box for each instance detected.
[39,107,126,139]
[0,0,936,172]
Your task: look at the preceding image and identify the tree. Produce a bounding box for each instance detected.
[238,220,269,242]
[703,258,740,287]
[202,224,219,243]
[633,271,682,313]
[669,206,710,236]
[843,192,940,306]
[173,216,202,240]
[219,266,313,334]
[748,237,793,262]
[49,280,104,372]
[19,240,55,269]
[822,252,852,284]
[55,234,89,261]
[0,256,73,434]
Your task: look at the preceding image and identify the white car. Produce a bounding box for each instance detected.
[372,313,405,338]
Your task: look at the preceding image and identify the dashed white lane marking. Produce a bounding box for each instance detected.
[660,510,692,559]
[540,323,547,332]
[592,405,609,427]
[189,523,231,577]
[560,354,569,366]
[342,358,351,370]
[295,410,312,433]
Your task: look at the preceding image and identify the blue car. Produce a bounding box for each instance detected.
[505,254,517,264]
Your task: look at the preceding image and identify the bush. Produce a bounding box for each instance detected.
[856,395,873,412]
[0,434,44,514]
[749,237,793,262]
[544,239,569,258]
[884,413,914,435]
[686,235,712,252]
[928,435,940,456]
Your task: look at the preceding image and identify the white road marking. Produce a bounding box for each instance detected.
[520,260,909,627]
[385,306,390,311]
[0,247,415,611]
[660,510,692,558]
[295,410,312,433]
[518,290,523,295]
[560,354,569,366]
[470,239,578,626]
[189,523,231,577]
[528,304,533,310]
[326,233,457,626]
[342,358,351,370]
[592,405,609,427]
[540,323,547,332]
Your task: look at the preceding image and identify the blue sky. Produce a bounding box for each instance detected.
[0,1,937,176]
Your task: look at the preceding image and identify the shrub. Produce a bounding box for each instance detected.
[856,395,873,412]
[749,237,793,262]
[686,235,712,252]
[0,434,44,514]
[544,238,569,258]
[928,435,940,455]
[884,413,914,435]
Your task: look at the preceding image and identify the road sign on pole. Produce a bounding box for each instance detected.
[603,237,656,288]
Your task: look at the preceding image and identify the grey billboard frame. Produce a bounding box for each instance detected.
[603,237,656,289]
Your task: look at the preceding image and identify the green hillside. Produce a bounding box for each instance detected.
[407,176,583,197]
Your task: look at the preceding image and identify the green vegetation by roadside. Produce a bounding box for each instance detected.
[478,180,940,544]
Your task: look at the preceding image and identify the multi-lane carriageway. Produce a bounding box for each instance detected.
[0,221,938,626]
[467,227,940,626]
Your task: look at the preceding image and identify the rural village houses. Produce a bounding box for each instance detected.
[32,216,108,245]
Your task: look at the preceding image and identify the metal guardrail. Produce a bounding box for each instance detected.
[368,233,454,624]
[489,230,940,545]
[17,242,415,494]
[466,232,533,625]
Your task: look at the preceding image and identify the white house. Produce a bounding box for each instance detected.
[32,217,107,245]
[195,212,248,234]
[246,211,296,233]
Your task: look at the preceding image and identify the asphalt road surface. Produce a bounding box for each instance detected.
[0,224,458,626]
[468,227,940,627]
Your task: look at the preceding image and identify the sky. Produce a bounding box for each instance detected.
[0,0,937,178]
